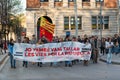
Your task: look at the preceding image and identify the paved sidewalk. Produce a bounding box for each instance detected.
[0,54,7,64]
[99,54,120,65]
[0,53,9,71]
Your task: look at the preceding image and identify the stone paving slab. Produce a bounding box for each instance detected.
[0,54,8,65]
[0,53,9,71]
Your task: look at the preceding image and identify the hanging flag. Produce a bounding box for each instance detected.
[40,17,55,42]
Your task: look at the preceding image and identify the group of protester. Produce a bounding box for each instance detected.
[7,33,120,69]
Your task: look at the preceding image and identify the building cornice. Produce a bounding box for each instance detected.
[26,7,118,11]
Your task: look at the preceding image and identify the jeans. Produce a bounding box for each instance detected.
[50,62,58,66]
[107,48,112,64]
[23,61,28,68]
[100,47,105,55]
[113,46,119,54]
[10,54,16,68]
[65,61,72,67]
[38,62,42,67]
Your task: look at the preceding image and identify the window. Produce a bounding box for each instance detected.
[78,17,82,29]
[40,0,48,2]
[104,16,109,29]
[70,17,75,30]
[82,0,90,2]
[92,16,97,29]
[40,0,49,6]
[96,0,104,7]
[54,0,63,7]
[68,0,74,7]
[82,0,90,7]
[96,0,104,2]
[68,0,74,2]
[64,17,69,30]
[64,16,82,30]
[54,0,62,2]
[92,16,109,30]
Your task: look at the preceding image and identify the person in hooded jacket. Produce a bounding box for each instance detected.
[8,39,16,68]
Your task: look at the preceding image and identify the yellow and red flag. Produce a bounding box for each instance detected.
[40,17,55,42]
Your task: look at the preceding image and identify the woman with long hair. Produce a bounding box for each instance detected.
[105,38,114,64]
[113,39,119,55]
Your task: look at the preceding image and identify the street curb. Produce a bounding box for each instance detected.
[0,55,9,72]
[99,58,120,65]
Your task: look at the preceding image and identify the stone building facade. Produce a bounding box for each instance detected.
[26,0,119,39]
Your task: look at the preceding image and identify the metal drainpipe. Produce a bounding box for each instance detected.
[74,0,78,38]
[99,0,103,43]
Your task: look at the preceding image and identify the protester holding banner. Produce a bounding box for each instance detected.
[58,38,64,42]
[78,36,83,43]
[22,37,29,68]
[8,39,16,68]
[41,36,48,43]
[50,36,59,67]
[52,36,59,43]
[64,35,72,67]
[52,37,56,43]
[30,35,37,65]
[83,38,91,66]
[37,39,43,67]
[72,36,79,65]
[30,34,37,44]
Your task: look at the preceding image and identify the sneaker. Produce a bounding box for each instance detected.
[23,64,24,67]
[25,65,27,68]
[11,66,13,68]
[14,67,16,69]
[65,64,67,67]
[69,64,72,67]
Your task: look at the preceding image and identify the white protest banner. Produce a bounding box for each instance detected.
[13,42,91,62]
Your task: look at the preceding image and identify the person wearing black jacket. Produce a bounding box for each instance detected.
[0,40,3,55]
